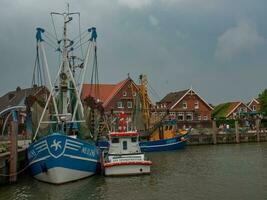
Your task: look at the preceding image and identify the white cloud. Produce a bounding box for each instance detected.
[149,15,159,27]
[215,21,266,61]
[117,0,152,9]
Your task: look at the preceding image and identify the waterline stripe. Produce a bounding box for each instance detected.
[30,155,50,165]
[141,140,184,148]
[64,154,97,163]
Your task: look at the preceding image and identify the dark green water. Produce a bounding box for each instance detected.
[1,143,267,200]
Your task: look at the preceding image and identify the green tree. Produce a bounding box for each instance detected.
[258,89,267,116]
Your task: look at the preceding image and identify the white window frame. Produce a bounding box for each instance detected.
[186,112,193,121]
[177,112,184,121]
[127,101,132,108]
[123,91,127,96]
[133,92,137,96]
[170,112,176,116]
[182,101,187,109]
[203,115,208,120]
[198,115,201,121]
[117,101,123,108]
[194,100,199,109]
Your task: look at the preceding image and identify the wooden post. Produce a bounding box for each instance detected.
[9,112,18,183]
[256,118,260,142]
[235,120,240,143]
[212,120,217,145]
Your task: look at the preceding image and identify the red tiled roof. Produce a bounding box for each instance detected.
[81,78,131,107]
[159,89,189,109]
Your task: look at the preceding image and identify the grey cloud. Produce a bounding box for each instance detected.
[0,0,267,105]
[215,20,267,62]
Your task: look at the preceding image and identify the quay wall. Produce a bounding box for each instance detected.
[0,148,27,185]
[187,129,267,145]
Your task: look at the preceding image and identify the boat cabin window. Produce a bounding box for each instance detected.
[131,137,137,143]
[111,138,119,143]
[123,141,127,150]
[165,126,168,131]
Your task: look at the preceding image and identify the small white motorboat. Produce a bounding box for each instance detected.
[103,131,152,176]
[102,113,152,176]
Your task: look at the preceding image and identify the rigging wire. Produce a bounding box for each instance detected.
[44,34,59,48]
[147,82,161,101]
[72,30,87,43]
[72,35,89,49]
[78,13,84,58]
[50,13,59,42]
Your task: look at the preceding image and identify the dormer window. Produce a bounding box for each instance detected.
[182,101,187,109]
[123,91,127,96]
[194,100,199,109]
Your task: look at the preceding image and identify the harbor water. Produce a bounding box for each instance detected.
[0,143,267,200]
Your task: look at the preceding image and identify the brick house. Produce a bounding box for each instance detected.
[81,77,142,115]
[248,98,260,113]
[154,88,213,128]
[213,101,252,119]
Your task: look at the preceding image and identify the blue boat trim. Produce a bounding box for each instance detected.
[28,133,98,181]
[139,140,184,148]
[98,134,188,152]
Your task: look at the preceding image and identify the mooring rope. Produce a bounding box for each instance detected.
[0,151,39,177]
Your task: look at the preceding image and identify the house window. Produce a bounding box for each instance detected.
[203,115,208,120]
[127,101,132,108]
[170,112,176,116]
[123,91,127,96]
[177,112,184,121]
[194,100,199,109]
[133,92,137,96]
[182,101,187,109]
[186,112,193,121]
[198,115,202,121]
[252,105,256,111]
[160,112,165,116]
[117,101,123,108]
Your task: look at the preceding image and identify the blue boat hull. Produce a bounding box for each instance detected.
[139,136,187,152]
[27,133,98,184]
[98,135,187,152]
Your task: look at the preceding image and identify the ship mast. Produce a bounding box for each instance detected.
[60,12,71,115]
[32,6,98,139]
[139,74,150,130]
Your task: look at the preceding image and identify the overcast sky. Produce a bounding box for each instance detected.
[0,0,267,104]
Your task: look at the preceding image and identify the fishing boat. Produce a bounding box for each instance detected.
[97,75,189,152]
[27,9,99,184]
[139,119,188,152]
[136,75,189,152]
[102,112,152,176]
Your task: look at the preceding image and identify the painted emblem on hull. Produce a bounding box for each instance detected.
[51,139,62,151]
[47,136,66,158]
